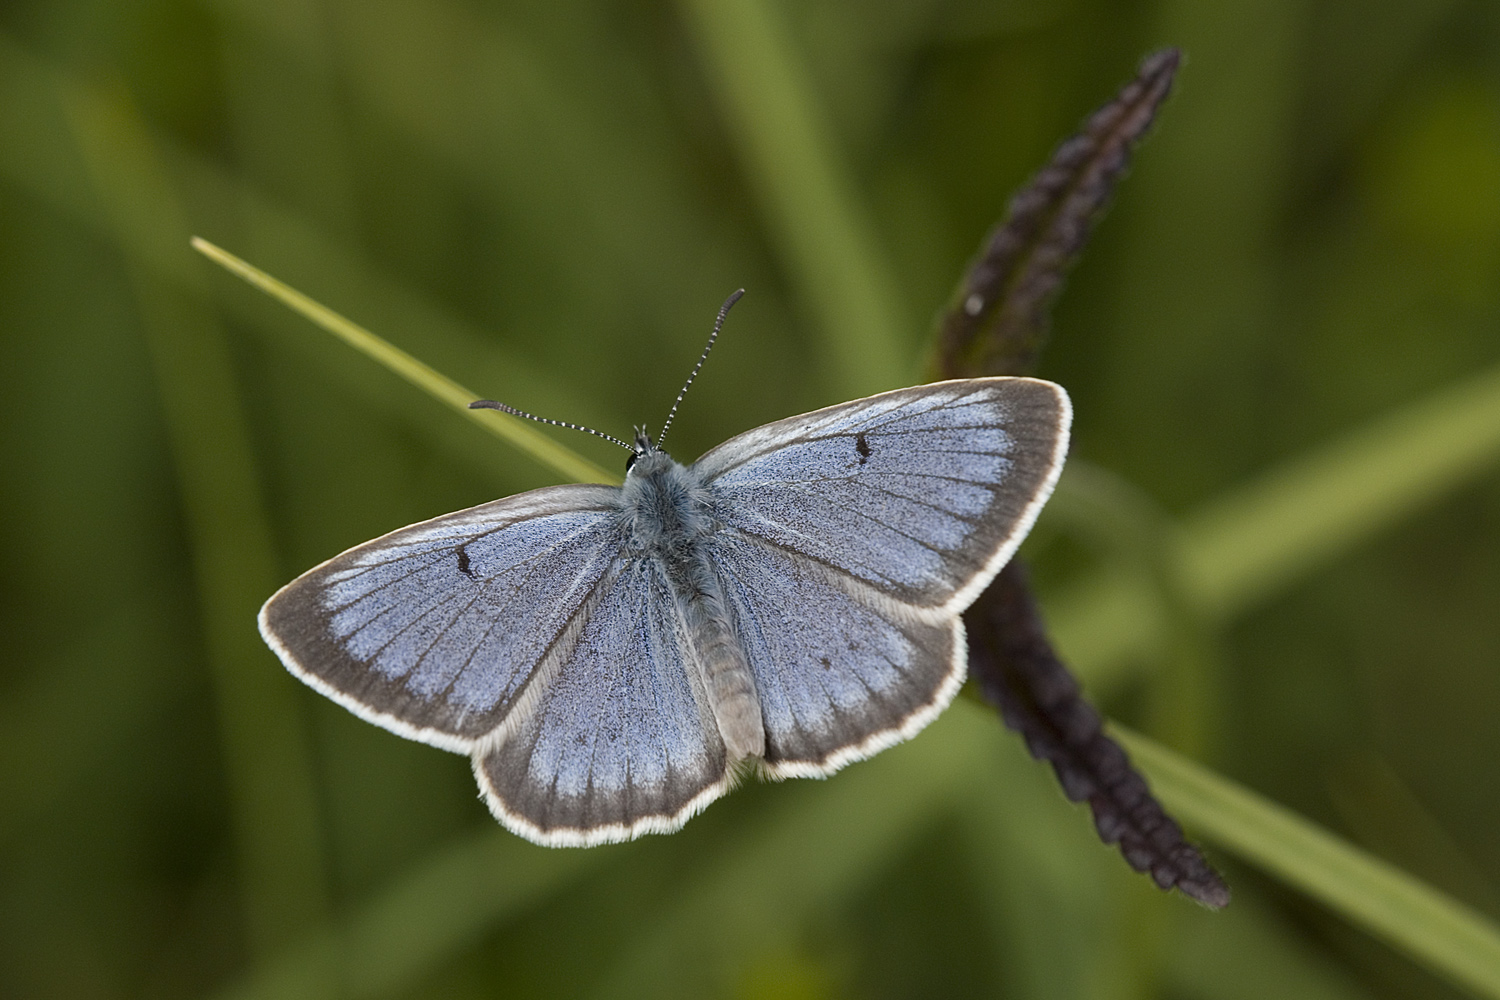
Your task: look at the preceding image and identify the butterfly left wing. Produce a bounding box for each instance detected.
[474,556,733,845]
[258,485,625,752]
[265,483,740,846]
[694,378,1070,774]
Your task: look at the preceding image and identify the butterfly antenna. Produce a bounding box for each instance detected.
[468,399,635,452]
[656,288,744,451]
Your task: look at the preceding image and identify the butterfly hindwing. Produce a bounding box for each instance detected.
[474,557,732,845]
[708,530,962,775]
[259,485,624,751]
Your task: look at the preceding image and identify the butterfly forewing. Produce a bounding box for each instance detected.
[259,485,624,750]
[694,378,1071,611]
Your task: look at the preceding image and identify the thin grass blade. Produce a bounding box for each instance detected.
[676,0,909,396]
[63,83,332,963]
[191,237,616,486]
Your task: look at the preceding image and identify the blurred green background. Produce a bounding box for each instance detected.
[3,0,1500,998]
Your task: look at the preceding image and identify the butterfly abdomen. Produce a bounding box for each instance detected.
[678,564,765,761]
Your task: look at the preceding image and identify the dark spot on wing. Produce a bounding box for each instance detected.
[855,432,871,464]
[456,547,475,579]
[819,656,831,670]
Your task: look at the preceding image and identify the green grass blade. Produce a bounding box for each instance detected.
[1179,361,1500,617]
[191,237,617,486]
[63,83,332,963]
[676,0,909,397]
[214,832,608,1000]
[1116,726,1500,1000]
[1049,357,1500,690]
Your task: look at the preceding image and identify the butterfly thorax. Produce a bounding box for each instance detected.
[617,448,766,761]
[618,450,716,558]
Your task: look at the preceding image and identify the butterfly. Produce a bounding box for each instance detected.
[259,298,1071,847]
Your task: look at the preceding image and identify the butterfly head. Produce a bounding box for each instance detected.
[624,425,678,476]
[625,426,662,474]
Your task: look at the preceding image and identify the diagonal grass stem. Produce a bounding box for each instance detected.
[191,237,617,486]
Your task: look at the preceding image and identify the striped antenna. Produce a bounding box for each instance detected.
[467,400,634,453]
[656,289,744,451]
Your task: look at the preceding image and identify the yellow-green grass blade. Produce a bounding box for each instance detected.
[191,237,617,486]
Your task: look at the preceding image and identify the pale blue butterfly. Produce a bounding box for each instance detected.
[259,293,1071,846]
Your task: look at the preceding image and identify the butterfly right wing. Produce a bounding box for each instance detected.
[694,378,1070,613]
[693,378,1070,774]
[258,484,625,752]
